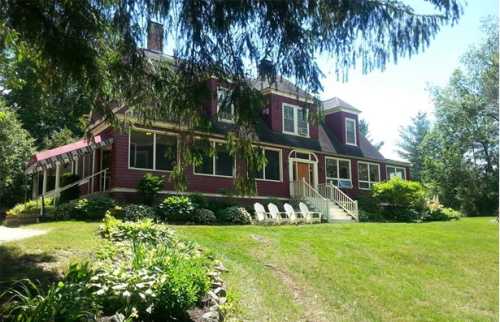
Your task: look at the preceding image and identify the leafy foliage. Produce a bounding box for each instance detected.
[71,196,116,220]
[217,206,252,225]
[158,196,195,222]
[137,173,164,206]
[6,197,55,218]
[0,263,100,322]
[423,199,462,221]
[0,100,35,209]
[122,204,156,222]
[421,17,498,215]
[398,112,430,181]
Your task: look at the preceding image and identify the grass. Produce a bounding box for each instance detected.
[174,218,499,321]
[0,218,497,321]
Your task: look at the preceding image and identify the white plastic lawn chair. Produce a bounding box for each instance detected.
[253,202,272,224]
[299,202,321,224]
[267,203,289,224]
[283,203,305,224]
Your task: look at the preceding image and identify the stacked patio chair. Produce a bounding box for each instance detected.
[299,202,322,223]
[253,202,321,225]
[267,203,290,224]
[283,203,305,224]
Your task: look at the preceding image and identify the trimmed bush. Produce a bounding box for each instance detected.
[6,197,55,218]
[59,173,80,203]
[157,196,194,223]
[192,208,216,224]
[137,173,164,206]
[217,206,252,224]
[122,204,156,221]
[72,196,115,220]
[369,178,427,222]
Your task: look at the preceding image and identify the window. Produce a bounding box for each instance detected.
[325,157,352,188]
[358,161,380,190]
[387,166,406,180]
[282,103,309,137]
[194,141,235,177]
[129,130,177,171]
[255,148,282,181]
[217,87,235,123]
[345,118,357,146]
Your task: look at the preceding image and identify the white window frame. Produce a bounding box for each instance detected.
[357,161,381,190]
[193,139,236,178]
[128,128,178,173]
[386,165,407,180]
[282,103,309,137]
[255,147,283,182]
[345,117,357,146]
[217,87,235,123]
[325,157,352,187]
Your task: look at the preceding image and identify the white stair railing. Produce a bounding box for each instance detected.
[290,179,330,220]
[317,183,358,221]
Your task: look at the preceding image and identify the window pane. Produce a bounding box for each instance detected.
[359,181,370,189]
[346,119,356,144]
[396,168,405,178]
[327,178,338,186]
[215,143,234,176]
[326,159,338,179]
[338,160,350,179]
[264,149,280,180]
[194,141,213,174]
[217,87,234,121]
[297,108,308,136]
[283,105,295,132]
[156,134,177,171]
[130,131,154,169]
[369,164,380,182]
[358,163,369,181]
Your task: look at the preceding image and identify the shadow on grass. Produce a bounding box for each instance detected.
[0,245,59,299]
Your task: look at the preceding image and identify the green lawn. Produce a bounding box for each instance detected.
[0,218,497,321]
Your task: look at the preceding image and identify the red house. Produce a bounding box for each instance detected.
[25,38,410,221]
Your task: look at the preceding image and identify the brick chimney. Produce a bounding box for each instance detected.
[147,21,163,53]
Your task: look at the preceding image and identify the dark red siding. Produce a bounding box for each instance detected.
[325,111,360,145]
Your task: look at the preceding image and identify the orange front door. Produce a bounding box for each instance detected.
[296,162,311,184]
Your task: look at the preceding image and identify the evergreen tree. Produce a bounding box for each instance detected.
[397,112,430,181]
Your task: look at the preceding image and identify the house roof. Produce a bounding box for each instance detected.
[250,77,314,100]
[323,97,362,114]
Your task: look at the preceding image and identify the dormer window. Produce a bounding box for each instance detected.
[345,117,357,146]
[282,103,309,137]
[217,87,235,123]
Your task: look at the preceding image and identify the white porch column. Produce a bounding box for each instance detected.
[32,172,39,199]
[55,162,61,197]
[75,156,79,175]
[42,169,47,195]
[91,150,96,193]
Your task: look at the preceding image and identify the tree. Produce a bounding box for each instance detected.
[421,17,498,215]
[0,0,462,193]
[42,127,80,150]
[397,112,430,181]
[0,99,35,209]
[359,119,384,151]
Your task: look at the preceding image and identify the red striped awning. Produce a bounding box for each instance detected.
[25,135,113,174]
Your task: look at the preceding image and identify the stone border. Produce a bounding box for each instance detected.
[200,260,228,322]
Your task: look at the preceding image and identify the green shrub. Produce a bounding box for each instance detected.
[369,178,427,222]
[217,206,252,224]
[423,200,462,221]
[137,173,164,206]
[122,204,156,222]
[59,174,80,203]
[190,193,209,209]
[191,208,216,224]
[0,263,99,321]
[6,197,55,218]
[73,196,116,220]
[100,214,176,244]
[157,196,194,222]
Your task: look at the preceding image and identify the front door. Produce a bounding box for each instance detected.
[295,162,311,184]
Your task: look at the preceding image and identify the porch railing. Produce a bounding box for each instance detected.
[290,179,330,220]
[41,168,109,199]
[318,183,359,221]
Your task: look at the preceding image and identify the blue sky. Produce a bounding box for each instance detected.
[317,0,498,160]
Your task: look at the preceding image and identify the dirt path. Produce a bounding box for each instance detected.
[250,234,331,322]
[0,226,47,243]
